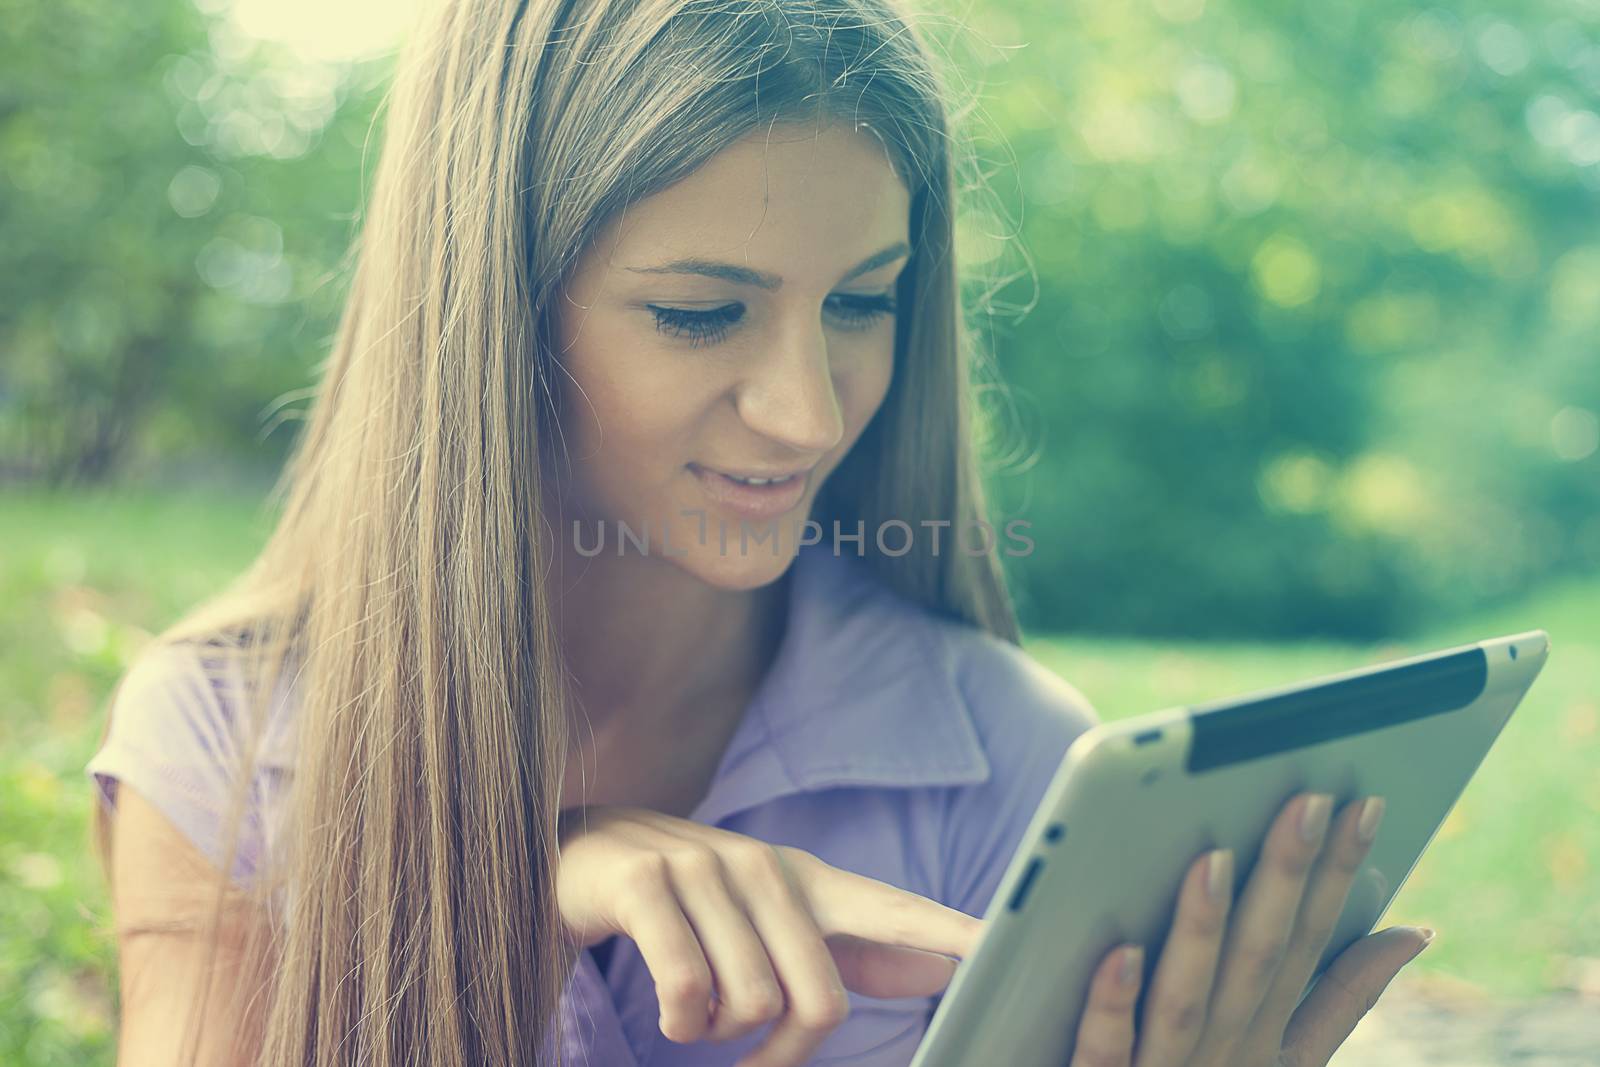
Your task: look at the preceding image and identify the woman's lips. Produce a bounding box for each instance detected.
[688,463,809,521]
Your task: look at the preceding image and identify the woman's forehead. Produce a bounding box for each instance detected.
[584,127,912,287]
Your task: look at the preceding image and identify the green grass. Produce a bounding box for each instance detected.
[0,486,275,1064]
[2,487,1595,1062]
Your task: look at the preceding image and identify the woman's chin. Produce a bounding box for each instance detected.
[563,504,812,587]
[673,544,797,591]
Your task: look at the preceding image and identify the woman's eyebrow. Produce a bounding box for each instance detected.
[623,241,910,290]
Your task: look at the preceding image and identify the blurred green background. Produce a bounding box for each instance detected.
[1,0,1596,1061]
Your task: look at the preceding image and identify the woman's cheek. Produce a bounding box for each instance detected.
[841,344,896,434]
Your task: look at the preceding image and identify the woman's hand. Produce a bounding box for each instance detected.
[555,804,984,1067]
[1069,792,1434,1067]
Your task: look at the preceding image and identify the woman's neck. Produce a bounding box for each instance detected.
[548,534,792,811]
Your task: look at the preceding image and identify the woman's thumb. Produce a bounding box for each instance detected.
[1280,925,1434,1067]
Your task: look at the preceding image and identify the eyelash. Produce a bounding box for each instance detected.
[647,294,898,347]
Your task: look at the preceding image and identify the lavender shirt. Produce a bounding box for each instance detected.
[85,541,1099,1066]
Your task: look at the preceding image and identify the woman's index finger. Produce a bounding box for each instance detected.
[797,857,988,960]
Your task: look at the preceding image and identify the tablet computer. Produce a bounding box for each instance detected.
[910,629,1551,1067]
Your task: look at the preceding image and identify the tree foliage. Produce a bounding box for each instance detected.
[2,0,1595,637]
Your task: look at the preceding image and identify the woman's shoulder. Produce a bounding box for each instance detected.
[936,618,1099,745]
[101,636,300,770]
[908,616,1101,916]
[803,545,1100,760]
[829,551,1098,734]
[86,637,298,886]
[107,639,228,747]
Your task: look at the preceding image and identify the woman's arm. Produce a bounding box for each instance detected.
[109,783,279,1067]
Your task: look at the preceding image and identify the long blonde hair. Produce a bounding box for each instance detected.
[88,0,1025,1062]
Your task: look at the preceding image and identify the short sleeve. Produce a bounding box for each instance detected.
[84,642,285,887]
[936,633,1099,919]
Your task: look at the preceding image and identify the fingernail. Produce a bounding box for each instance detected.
[1416,926,1437,948]
[1357,797,1386,845]
[1299,794,1333,843]
[1120,945,1143,988]
[1207,849,1233,903]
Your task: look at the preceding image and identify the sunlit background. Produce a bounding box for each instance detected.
[2,0,1596,1062]
[222,0,422,61]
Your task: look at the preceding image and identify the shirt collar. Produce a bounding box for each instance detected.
[689,542,992,826]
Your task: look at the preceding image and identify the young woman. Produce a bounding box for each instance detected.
[83,0,1431,1065]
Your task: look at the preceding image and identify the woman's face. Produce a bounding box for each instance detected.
[550,120,912,589]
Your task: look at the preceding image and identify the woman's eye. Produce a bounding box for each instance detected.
[647,303,744,347]
[647,293,897,348]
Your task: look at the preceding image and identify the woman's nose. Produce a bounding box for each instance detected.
[732,323,848,456]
